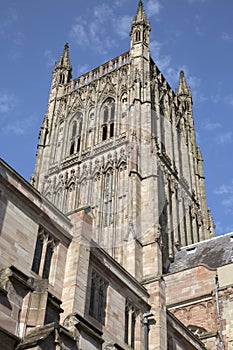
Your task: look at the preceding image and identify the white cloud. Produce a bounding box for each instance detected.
[187,0,206,4]
[0,92,16,115]
[70,16,90,47]
[114,15,131,39]
[70,4,117,55]
[78,64,89,76]
[221,32,232,42]
[216,132,233,145]
[4,115,35,136]
[44,50,56,68]
[113,0,128,7]
[150,40,171,71]
[222,197,233,214]
[150,41,202,94]
[146,0,162,17]
[0,7,18,36]
[226,95,233,107]
[214,181,233,216]
[214,183,233,195]
[202,122,221,131]
[94,4,113,23]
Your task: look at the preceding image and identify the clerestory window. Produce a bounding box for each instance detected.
[32,227,57,280]
[124,301,137,349]
[89,270,108,324]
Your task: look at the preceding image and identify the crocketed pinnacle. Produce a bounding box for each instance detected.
[133,0,147,23]
[176,70,191,96]
[56,42,72,70]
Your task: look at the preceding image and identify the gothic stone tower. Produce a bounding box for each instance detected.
[32,1,214,278]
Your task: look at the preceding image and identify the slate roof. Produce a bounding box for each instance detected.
[169,232,233,273]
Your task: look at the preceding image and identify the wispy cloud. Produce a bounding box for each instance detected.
[150,41,202,95]
[77,64,89,76]
[214,182,233,195]
[0,7,18,36]
[44,50,56,67]
[187,0,206,4]
[221,32,233,42]
[114,15,132,39]
[214,181,233,216]
[202,122,221,131]
[216,132,233,145]
[225,95,233,107]
[0,90,36,136]
[146,0,162,17]
[113,0,128,8]
[4,115,35,136]
[70,3,117,55]
[211,93,233,108]
[94,4,113,23]
[0,91,17,116]
[150,40,171,71]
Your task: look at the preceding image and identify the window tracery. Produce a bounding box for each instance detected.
[101,98,115,141]
[68,113,83,156]
[89,270,108,324]
[32,227,58,280]
[135,29,141,42]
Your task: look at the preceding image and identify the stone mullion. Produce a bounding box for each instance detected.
[128,306,133,348]
[186,204,193,245]
[121,167,127,263]
[50,123,59,164]
[191,207,198,244]
[98,173,105,246]
[38,233,48,277]
[171,181,179,252]
[164,176,172,259]
[61,94,71,161]
[179,196,187,247]
[112,167,118,259]
[168,183,174,260]
[174,187,181,247]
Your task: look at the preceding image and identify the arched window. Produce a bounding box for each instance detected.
[68,114,83,156]
[72,121,77,137]
[54,188,62,210]
[102,125,108,141]
[101,98,115,141]
[54,122,64,162]
[104,171,113,226]
[59,73,65,84]
[135,29,141,42]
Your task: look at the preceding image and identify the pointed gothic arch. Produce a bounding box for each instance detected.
[53,121,64,162]
[68,112,83,156]
[66,182,76,212]
[135,28,141,42]
[86,107,95,148]
[54,187,63,211]
[101,98,115,141]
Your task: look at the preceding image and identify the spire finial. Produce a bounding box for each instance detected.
[56,42,72,70]
[133,0,147,23]
[176,70,191,96]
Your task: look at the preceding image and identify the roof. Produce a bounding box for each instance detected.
[169,232,233,273]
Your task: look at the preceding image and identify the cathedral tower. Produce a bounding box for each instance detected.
[32,1,214,276]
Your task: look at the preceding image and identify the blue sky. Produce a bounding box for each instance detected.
[0,0,233,236]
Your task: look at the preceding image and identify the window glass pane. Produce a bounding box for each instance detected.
[32,235,43,274]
